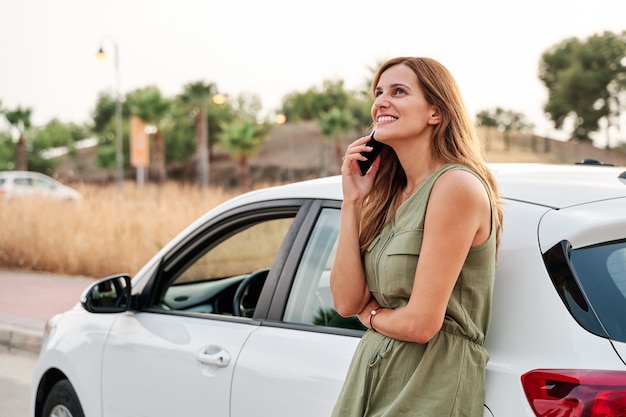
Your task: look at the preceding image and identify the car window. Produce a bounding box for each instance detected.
[545,239,626,342]
[154,216,295,318]
[177,218,292,283]
[284,208,365,331]
[569,239,626,342]
[33,177,55,190]
[14,177,32,186]
[607,247,626,289]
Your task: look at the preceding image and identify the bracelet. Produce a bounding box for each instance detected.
[369,307,382,332]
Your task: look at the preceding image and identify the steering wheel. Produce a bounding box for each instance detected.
[233,268,270,317]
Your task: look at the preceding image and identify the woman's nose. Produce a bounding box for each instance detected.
[374,95,389,108]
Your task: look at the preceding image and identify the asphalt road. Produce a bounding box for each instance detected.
[0,270,93,417]
[0,349,37,417]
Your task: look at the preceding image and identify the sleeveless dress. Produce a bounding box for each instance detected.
[331,164,496,417]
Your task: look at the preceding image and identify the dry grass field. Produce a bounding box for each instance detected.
[0,183,240,278]
[1,124,624,279]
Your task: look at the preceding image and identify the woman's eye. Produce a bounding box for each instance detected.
[393,88,406,95]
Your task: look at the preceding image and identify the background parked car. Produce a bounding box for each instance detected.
[31,163,626,417]
[0,171,81,201]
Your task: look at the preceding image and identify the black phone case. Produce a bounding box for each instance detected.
[358,134,383,176]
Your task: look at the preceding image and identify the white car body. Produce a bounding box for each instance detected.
[0,171,81,201]
[32,163,626,417]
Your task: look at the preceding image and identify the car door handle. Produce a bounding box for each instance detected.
[196,345,231,368]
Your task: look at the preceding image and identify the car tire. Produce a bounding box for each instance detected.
[42,379,85,417]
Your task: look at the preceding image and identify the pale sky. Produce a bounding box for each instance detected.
[1,0,625,145]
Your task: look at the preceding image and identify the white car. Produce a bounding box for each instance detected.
[31,163,626,417]
[0,171,81,201]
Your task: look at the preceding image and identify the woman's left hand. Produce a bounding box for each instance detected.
[357,297,381,329]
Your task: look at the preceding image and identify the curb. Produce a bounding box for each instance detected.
[0,270,93,356]
[0,323,43,354]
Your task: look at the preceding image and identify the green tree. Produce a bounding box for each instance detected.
[347,90,373,135]
[349,59,386,135]
[281,79,352,122]
[2,105,32,171]
[539,31,626,143]
[218,119,269,188]
[166,81,235,186]
[127,86,171,183]
[26,119,89,175]
[0,100,12,170]
[231,92,263,123]
[33,119,90,151]
[91,91,130,173]
[318,107,354,174]
[476,108,531,131]
[217,92,268,188]
[279,62,380,132]
[476,107,533,151]
[170,81,232,163]
[0,129,15,170]
[280,79,370,175]
[92,91,118,134]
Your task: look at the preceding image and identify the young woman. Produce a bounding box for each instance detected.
[330,57,503,417]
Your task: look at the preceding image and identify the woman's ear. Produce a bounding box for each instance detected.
[428,109,441,125]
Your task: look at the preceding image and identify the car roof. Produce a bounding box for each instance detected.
[228,163,626,210]
[0,170,54,179]
[136,162,626,279]
[490,163,626,208]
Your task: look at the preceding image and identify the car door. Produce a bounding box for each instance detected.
[231,201,496,417]
[231,202,365,417]
[99,200,310,417]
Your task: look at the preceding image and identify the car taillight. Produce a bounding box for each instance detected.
[522,369,626,416]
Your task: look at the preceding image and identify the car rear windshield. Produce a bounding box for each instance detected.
[544,239,626,342]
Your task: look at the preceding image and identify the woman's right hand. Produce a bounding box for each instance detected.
[331,136,379,317]
[341,135,380,202]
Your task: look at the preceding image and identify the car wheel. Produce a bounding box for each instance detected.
[42,379,85,417]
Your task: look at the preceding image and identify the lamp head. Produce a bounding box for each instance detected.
[212,93,226,105]
[275,114,287,125]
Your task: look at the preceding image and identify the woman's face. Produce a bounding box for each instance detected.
[371,64,438,143]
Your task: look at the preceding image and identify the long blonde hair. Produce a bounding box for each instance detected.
[360,57,503,252]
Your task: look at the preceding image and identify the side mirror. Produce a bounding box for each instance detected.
[81,274,132,313]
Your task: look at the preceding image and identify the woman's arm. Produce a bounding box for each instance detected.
[356,169,492,342]
[330,200,372,316]
[330,136,381,317]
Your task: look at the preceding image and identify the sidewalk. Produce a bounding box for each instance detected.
[0,270,95,354]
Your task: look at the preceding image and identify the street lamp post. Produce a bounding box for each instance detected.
[97,36,123,193]
[198,92,209,189]
[273,114,289,179]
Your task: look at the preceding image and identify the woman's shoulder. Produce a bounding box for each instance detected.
[438,163,476,175]
[435,164,482,185]
[432,165,489,203]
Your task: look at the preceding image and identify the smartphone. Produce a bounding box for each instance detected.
[358,133,383,176]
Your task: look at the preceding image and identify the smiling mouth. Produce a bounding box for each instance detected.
[377,116,397,123]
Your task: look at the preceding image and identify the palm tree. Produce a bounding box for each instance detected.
[174,81,232,186]
[176,81,217,156]
[218,120,268,188]
[128,86,171,183]
[3,106,32,171]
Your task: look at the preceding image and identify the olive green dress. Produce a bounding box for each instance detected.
[331,164,496,417]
